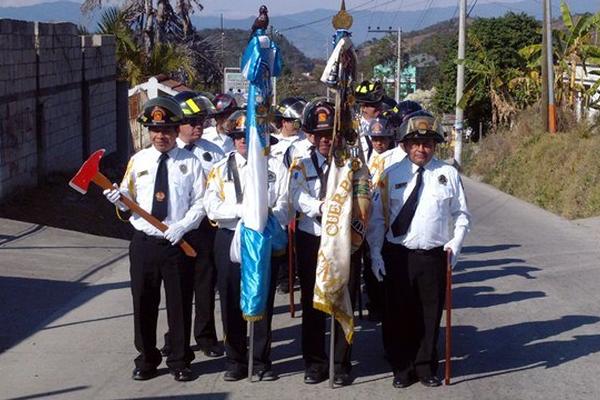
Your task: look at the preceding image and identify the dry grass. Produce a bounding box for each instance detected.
[463,110,600,219]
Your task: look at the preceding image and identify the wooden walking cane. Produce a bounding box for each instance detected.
[288,219,296,317]
[69,149,197,257]
[445,250,453,385]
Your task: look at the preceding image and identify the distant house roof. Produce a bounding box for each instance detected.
[128,75,193,98]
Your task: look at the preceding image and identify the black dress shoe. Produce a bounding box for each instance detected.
[132,368,158,381]
[304,369,328,384]
[392,374,416,388]
[420,376,441,387]
[254,369,279,381]
[199,344,223,358]
[224,369,247,382]
[171,367,194,382]
[333,372,353,386]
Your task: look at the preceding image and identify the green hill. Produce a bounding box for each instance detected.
[198,28,315,74]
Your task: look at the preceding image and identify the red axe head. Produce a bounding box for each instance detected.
[69,149,106,194]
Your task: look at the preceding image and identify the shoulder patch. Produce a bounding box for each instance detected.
[203,152,213,162]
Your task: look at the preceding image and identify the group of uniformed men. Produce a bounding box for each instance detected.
[102,80,470,388]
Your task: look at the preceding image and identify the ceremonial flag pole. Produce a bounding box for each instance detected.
[316,0,371,388]
[236,5,283,382]
[445,250,453,385]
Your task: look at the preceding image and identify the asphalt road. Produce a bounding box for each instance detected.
[1,176,600,400]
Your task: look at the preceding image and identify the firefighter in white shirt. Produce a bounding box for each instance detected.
[160,91,225,360]
[367,112,470,389]
[203,93,239,154]
[204,110,289,382]
[354,80,385,161]
[271,97,311,169]
[103,97,205,382]
[290,98,359,386]
[359,116,396,322]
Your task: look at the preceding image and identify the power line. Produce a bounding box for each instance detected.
[390,0,405,29]
[467,0,479,18]
[278,0,378,32]
[278,0,406,32]
[414,0,436,31]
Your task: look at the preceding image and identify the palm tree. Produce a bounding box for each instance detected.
[95,6,196,86]
[83,1,221,89]
[458,36,518,131]
[520,1,600,109]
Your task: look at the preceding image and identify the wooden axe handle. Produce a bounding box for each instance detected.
[92,172,197,258]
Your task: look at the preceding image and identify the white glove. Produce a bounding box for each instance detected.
[443,238,462,269]
[103,183,121,203]
[371,253,386,282]
[164,223,186,245]
[102,183,128,211]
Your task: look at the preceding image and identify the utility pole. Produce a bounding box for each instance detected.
[544,0,557,133]
[396,28,402,102]
[367,26,402,101]
[454,0,466,166]
[541,2,549,132]
[220,13,224,70]
[326,41,331,101]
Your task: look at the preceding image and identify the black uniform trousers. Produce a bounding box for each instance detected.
[188,218,219,348]
[381,240,446,379]
[129,231,195,371]
[296,229,360,375]
[163,219,219,352]
[360,241,385,318]
[214,228,279,373]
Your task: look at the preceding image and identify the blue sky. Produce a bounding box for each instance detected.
[0,1,529,18]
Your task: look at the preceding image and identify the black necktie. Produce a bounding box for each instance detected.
[184,143,195,151]
[151,153,169,222]
[391,166,424,237]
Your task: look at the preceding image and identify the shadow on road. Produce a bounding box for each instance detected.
[443,315,600,383]
[453,285,546,309]
[0,276,129,353]
[6,385,89,400]
[115,395,228,400]
[463,244,521,254]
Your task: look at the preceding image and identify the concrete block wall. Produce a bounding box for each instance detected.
[37,22,84,175]
[83,34,117,154]
[0,20,38,199]
[0,19,117,199]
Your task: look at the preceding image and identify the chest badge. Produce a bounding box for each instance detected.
[179,164,188,174]
[203,152,213,162]
[438,174,447,185]
[155,191,166,202]
[267,171,276,183]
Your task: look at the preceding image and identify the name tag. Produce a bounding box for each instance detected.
[394,182,407,190]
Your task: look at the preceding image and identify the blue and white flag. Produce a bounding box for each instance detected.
[238,28,282,321]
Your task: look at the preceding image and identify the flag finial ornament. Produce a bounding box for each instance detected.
[333,0,352,30]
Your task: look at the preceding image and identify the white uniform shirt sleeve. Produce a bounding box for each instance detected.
[204,159,242,228]
[449,172,471,244]
[269,157,291,227]
[366,174,387,260]
[175,158,206,232]
[290,161,322,218]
